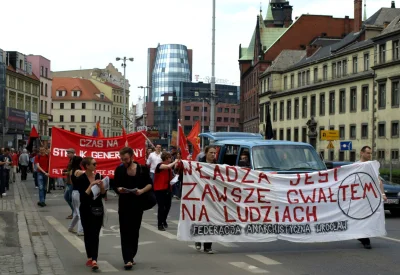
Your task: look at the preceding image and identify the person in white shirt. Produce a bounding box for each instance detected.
[146,144,162,182]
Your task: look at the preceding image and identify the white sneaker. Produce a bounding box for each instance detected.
[35,186,38,189]
[77,232,84,236]
[2,193,6,197]
[68,228,77,233]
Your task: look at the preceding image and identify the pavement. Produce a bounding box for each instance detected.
[2,173,400,275]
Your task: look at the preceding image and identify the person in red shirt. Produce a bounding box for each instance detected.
[153,152,178,231]
[10,148,18,183]
[35,147,50,207]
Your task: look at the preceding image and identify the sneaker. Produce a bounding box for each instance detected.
[2,193,6,197]
[37,202,44,207]
[163,222,168,229]
[42,202,47,206]
[68,228,77,234]
[204,249,214,254]
[91,261,99,271]
[158,225,165,231]
[77,232,84,236]
[85,259,92,267]
[195,242,201,250]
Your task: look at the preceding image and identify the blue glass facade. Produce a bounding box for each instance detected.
[152,44,191,134]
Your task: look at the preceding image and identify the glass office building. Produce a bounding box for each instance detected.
[152,44,191,134]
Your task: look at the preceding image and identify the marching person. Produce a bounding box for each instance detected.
[68,156,84,236]
[64,148,76,219]
[77,157,105,271]
[0,148,7,198]
[195,145,217,254]
[35,147,50,207]
[114,147,153,270]
[3,148,11,193]
[146,144,162,182]
[10,148,18,184]
[19,149,30,181]
[356,145,386,249]
[154,152,177,231]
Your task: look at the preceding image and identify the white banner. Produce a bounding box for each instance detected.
[177,161,386,243]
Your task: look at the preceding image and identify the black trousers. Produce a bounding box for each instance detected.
[21,166,28,180]
[119,209,144,264]
[155,190,172,226]
[80,206,103,261]
[4,170,9,190]
[0,172,5,194]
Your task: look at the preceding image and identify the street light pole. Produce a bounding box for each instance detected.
[210,0,216,132]
[138,85,151,129]
[116,57,134,129]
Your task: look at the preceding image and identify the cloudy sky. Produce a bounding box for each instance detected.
[1,0,393,105]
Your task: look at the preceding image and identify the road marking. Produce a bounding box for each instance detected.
[141,222,176,239]
[247,255,281,265]
[106,208,117,213]
[379,236,400,243]
[171,220,179,225]
[229,262,269,273]
[44,216,86,253]
[113,241,155,249]
[96,261,119,272]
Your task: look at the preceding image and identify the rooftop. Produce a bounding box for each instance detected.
[7,65,39,81]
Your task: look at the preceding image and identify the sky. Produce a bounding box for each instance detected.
[1,0,394,106]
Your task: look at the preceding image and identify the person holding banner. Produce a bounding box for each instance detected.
[77,157,106,271]
[114,147,153,270]
[35,147,50,207]
[195,145,217,254]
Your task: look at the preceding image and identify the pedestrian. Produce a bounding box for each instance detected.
[64,148,75,219]
[68,156,84,236]
[19,149,30,181]
[114,147,153,270]
[195,145,217,254]
[0,148,6,198]
[356,145,386,249]
[77,157,105,271]
[146,144,162,182]
[10,148,18,184]
[154,152,178,231]
[3,148,11,192]
[35,147,50,207]
[32,151,39,189]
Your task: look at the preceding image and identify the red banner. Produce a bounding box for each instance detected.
[49,127,146,178]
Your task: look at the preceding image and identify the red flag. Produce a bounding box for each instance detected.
[26,125,39,152]
[178,120,190,160]
[93,121,104,138]
[187,121,201,160]
[122,126,129,147]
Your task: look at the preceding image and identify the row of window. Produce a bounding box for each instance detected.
[59,115,111,124]
[40,66,49,78]
[183,116,239,123]
[57,127,120,137]
[113,95,127,104]
[40,82,48,96]
[58,102,112,112]
[320,149,399,162]
[8,77,39,96]
[183,106,237,113]
[7,91,39,113]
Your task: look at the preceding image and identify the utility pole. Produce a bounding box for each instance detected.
[116,57,134,129]
[138,85,151,129]
[209,0,216,132]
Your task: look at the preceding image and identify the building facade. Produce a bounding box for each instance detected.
[27,55,53,140]
[239,0,355,133]
[146,44,193,133]
[0,49,6,147]
[259,5,400,162]
[50,78,112,137]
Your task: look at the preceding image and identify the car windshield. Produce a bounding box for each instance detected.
[251,145,326,171]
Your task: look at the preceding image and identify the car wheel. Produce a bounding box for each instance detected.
[390,209,400,217]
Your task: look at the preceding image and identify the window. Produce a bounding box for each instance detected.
[45,68,48,78]
[95,103,97,110]
[310,95,316,117]
[392,121,399,137]
[350,88,357,112]
[379,43,386,64]
[194,116,200,121]
[339,151,345,161]
[286,128,291,141]
[343,60,347,76]
[193,106,199,112]
[82,103,86,109]
[339,90,346,113]
[329,91,335,114]
[45,83,48,96]
[284,76,288,90]
[217,107,222,113]
[81,115,86,122]
[71,115,75,122]
[298,72,302,87]
[306,70,310,85]
[294,128,299,142]
[378,150,385,160]
[290,74,294,88]
[361,124,368,139]
[184,116,190,121]
[224,108,229,113]
[350,125,356,139]
[364,53,369,71]
[339,125,345,139]
[302,127,307,143]
[45,101,47,114]
[353,56,358,73]
[273,102,277,121]
[230,118,235,123]
[319,126,325,140]
[60,115,64,122]
[217,117,222,122]
[81,128,86,135]
[378,83,386,109]
[185,106,191,111]
[230,108,234,113]
[287,100,292,120]
[70,128,75,133]
[323,65,328,81]
[71,103,75,109]
[313,68,318,83]
[302,97,307,118]
[72,91,80,97]
[392,81,399,107]
[378,122,386,137]
[338,61,343,78]
[60,103,64,109]
[319,93,325,116]
[279,129,284,140]
[223,117,228,122]
[332,63,337,79]
[361,86,369,110]
[279,101,284,120]
[294,98,299,119]
[392,150,400,160]
[94,116,97,122]
[393,40,400,61]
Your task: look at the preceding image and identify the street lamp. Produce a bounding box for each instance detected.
[138,86,151,128]
[116,57,134,129]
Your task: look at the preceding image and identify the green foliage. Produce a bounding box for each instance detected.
[380,169,400,183]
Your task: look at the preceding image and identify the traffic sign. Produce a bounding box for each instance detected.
[321,130,340,141]
[340,141,352,151]
[327,141,335,149]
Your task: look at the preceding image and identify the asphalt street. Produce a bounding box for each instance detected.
[24,178,400,275]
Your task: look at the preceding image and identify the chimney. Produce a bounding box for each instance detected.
[392,1,396,8]
[306,45,320,58]
[354,0,362,32]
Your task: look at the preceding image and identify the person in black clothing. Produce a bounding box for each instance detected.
[195,145,217,254]
[76,157,106,271]
[114,147,153,270]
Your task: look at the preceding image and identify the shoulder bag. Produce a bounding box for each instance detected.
[138,164,157,211]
